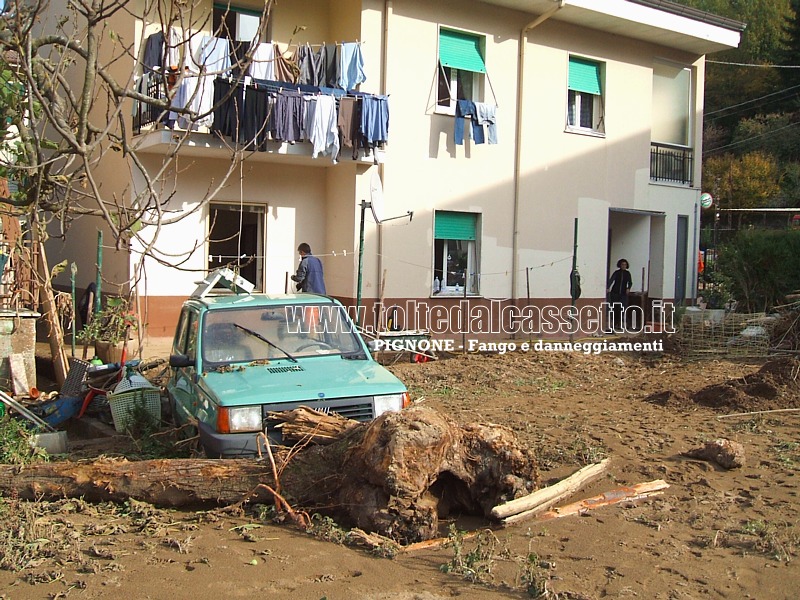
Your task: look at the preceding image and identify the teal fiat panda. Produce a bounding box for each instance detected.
[167,288,410,457]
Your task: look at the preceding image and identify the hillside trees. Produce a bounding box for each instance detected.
[679,1,800,208]
[703,152,782,212]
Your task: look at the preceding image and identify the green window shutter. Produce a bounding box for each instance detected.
[439,29,486,74]
[568,57,602,95]
[435,211,477,240]
[213,2,263,17]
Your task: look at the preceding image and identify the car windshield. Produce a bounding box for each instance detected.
[201,303,362,365]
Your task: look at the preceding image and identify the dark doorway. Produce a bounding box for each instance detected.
[208,204,264,290]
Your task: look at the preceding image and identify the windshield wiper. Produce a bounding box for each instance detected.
[341,350,367,360]
[234,323,298,363]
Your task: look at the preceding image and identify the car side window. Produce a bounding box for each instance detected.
[186,311,199,360]
[173,309,190,354]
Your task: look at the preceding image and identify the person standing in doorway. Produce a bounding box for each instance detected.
[291,243,327,294]
[607,258,632,331]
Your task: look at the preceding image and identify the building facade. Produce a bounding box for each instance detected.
[49,0,743,339]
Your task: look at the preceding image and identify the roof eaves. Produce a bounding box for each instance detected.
[626,0,746,33]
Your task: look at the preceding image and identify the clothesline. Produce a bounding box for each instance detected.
[199,247,574,275]
[293,40,366,49]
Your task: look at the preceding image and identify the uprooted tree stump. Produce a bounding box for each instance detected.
[0,406,540,543]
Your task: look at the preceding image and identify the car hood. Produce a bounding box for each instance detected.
[198,356,406,407]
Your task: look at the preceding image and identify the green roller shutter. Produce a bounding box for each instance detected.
[568,57,602,95]
[439,29,486,74]
[435,211,477,240]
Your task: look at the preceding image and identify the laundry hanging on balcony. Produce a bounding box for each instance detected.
[208,77,388,163]
[135,32,375,155]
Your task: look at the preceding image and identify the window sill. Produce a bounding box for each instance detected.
[564,126,605,138]
[430,292,481,298]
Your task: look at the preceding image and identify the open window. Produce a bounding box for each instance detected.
[433,211,480,296]
[212,2,269,43]
[567,56,604,135]
[208,203,265,292]
[436,28,486,115]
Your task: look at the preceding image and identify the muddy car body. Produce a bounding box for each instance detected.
[167,292,409,457]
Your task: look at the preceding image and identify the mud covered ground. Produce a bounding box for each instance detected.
[1,343,799,599]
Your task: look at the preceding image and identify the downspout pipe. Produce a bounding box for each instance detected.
[373,0,391,325]
[511,1,564,309]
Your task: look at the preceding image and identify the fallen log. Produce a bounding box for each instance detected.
[491,458,610,520]
[1,406,541,544]
[504,479,670,526]
[0,458,272,506]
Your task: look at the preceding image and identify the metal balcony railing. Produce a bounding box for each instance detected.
[650,142,694,186]
[133,74,166,133]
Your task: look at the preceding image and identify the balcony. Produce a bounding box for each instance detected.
[132,74,386,166]
[650,142,693,186]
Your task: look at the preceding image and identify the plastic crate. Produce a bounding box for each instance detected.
[107,387,162,432]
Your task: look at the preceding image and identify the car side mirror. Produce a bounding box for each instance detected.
[366,340,380,352]
[169,353,193,368]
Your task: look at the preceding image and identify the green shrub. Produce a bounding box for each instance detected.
[717,229,800,312]
[0,418,49,464]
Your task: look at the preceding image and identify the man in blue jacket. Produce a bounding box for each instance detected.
[291,243,327,294]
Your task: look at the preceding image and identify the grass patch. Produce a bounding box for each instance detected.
[0,417,49,465]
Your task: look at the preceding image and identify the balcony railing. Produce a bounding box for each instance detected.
[133,74,165,133]
[650,142,693,186]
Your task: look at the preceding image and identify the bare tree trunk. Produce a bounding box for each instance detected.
[0,458,272,506]
[1,407,541,543]
[33,225,69,386]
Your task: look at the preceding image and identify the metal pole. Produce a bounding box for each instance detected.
[570,218,578,342]
[356,200,369,327]
[462,269,467,352]
[526,267,531,343]
[95,230,103,315]
[70,262,77,357]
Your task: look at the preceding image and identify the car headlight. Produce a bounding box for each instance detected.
[374,392,410,416]
[217,406,262,433]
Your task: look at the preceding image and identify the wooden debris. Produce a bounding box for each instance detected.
[399,530,480,553]
[346,528,402,554]
[491,458,610,521]
[0,458,273,506]
[683,438,746,469]
[505,479,670,525]
[268,405,359,444]
[716,407,800,419]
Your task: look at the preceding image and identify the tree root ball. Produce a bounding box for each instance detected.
[336,406,540,543]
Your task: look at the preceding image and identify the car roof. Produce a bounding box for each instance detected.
[183,292,339,311]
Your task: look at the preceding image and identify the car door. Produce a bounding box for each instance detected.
[168,306,201,425]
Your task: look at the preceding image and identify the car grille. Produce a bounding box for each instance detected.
[266,365,305,374]
[263,396,375,424]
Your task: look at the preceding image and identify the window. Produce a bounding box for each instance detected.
[208,203,265,291]
[212,3,268,42]
[652,61,691,146]
[436,29,485,114]
[567,56,604,134]
[651,61,693,184]
[433,211,479,296]
[173,308,199,360]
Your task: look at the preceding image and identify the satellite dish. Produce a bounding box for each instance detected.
[370,171,384,223]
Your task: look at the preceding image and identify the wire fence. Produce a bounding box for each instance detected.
[678,310,775,359]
